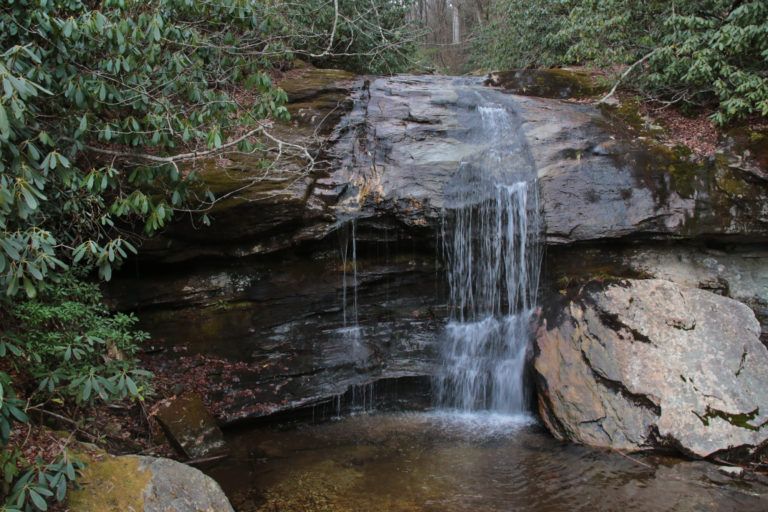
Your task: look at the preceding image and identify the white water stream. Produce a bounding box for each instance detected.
[436,104,541,414]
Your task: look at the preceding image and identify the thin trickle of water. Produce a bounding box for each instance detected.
[339,219,362,344]
[351,220,358,324]
[444,182,538,318]
[351,381,375,413]
[328,382,377,421]
[436,103,541,414]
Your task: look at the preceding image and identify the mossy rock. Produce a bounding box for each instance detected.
[486,68,605,99]
[155,393,227,459]
[69,454,233,512]
[69,454,150,511]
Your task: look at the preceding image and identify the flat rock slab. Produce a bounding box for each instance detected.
[69,455,234,512]
[108,250,440,423]
[155,393,227,459]
[535,278,768,459]
[137,71,768,265]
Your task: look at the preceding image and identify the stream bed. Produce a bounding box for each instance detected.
[205,412,768,512]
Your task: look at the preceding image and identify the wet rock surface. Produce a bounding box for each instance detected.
[69,454,234,512]
[535,278,768,459]
[328,74,768,245]
[111,246,441,423]
[721,127,768,182]
[139,72,768,262]
[155,393,227,459]
[139,67,360,263]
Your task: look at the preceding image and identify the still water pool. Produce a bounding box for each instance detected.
[206,412,767,512]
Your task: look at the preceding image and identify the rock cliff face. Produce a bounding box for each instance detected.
[136,71,768,262]
[108,67,768,456]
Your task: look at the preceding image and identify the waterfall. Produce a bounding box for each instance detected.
[435,103,541,414]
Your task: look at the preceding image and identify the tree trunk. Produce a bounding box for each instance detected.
[452,3,460,44]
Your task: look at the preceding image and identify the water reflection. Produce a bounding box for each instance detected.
[206,412,767,512]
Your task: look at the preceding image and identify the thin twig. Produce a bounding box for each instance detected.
[28,406,100,443]
[185,454,228,465]
[613,448,653,469]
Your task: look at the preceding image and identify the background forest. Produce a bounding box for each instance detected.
[416,0,767,124]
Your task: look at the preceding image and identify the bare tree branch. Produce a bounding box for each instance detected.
[66,127,265,164]
[307,0,340,58]
[597,49,658,105]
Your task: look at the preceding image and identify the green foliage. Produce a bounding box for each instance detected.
[1,272,151,404]
[0,0,414,297]
[0,0,285,296]
[473,0,768,124]
[550,1,670,65]
[471,0,573,70]
[1,452,83,512]
[0,272,148,511]
[646,1,768,124]
[0,374,27,446]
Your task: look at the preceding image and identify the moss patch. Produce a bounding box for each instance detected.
[68,454,151,512]
[694,406,768,432]
[597,96,649,137]
[658,145,701,199]
[715,165,752,197]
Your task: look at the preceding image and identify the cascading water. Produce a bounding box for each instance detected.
[435,103,541,415]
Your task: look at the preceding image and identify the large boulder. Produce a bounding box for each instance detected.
[486,68,604,99]
[142,72,768,263]
[535,278,768,459]
[69,455,234,511]
[621,246,768,345]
